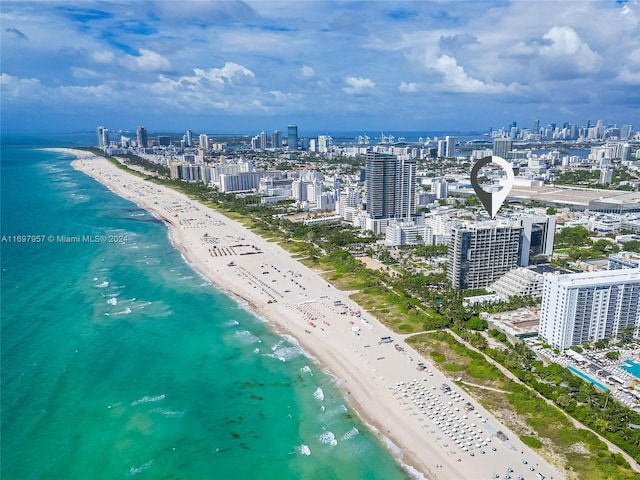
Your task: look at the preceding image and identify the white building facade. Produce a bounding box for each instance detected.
[538,269,640,349]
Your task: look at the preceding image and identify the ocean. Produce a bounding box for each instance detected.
[0,134,412,480]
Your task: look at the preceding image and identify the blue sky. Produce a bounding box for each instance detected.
[2,1,639,134]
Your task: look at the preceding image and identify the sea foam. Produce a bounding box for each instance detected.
[313,387,325,401]
[131,394,165,406]
[318,431,337,446]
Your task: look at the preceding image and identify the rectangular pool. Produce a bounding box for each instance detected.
[620,360,640,380]
[567,365,609,391]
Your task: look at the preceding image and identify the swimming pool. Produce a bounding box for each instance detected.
[567,365,609,391]
[620,360,640,380]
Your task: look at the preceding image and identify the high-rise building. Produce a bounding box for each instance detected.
[136,126,148,149]
[445,136,455,158]
[259,131,267,150]
[271,130,282,150]
[539,269,640,350]
[287,124,298,151]
[447,221,523,290]
[199,133,209,150]
[492,138,513,159]
[157,136,171,147]
[318,135,332,154]
[185,130,193,147]
[515,215,556,266]
[96,126,109,147]
[365,152,416,220]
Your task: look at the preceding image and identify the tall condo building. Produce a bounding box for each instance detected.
[492,138,513,159]
[287,124,298,151]
[199,133,209,150]
[185,130,193,147]
[271,130,282,150]
[445,136,456,158]
[259,131,267,150]
[365,152,416,219]
[136,126,148,149]
[515,214,556,266]
[539,269,640,350]
[96,126,109,147]
[447,221,522,290]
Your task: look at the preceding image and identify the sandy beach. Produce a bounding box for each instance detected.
[63,149,565,480]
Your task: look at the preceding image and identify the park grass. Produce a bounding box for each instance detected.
[406,331,639,480]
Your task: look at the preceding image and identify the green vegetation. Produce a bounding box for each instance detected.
[520,435,543,449]
[555,226,591,248]
[623,240,640,253]
[407,331,640,479]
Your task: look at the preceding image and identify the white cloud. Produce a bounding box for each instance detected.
[432,54,512,94]
[343,76,375,94]
[301,65,315,78]
[539,26,601,73]
[0,73,42,98]
[120,48,171,72]
[399,81,419,93]
[92,50,115,64]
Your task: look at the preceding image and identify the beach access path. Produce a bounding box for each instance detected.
[66,149,565,480]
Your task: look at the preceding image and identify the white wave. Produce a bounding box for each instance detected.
[107,298,118,306]
[151,408,184,418]
[313,387,325,401]
[224,319,240,327]
[300,365,313,375]
[318,430,337,447]
[297,444,311,456]
[129,460,153,476]
[130,394,165,406]
[95,281,109,288]
[271,339,286,352]
[264,346,302,362]
[341,427,359,440]
[234,330,262,344]
[111,308,132,315]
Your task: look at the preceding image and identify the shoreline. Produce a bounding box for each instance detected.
[60,148,564,480]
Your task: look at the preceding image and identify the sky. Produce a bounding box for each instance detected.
[1,0,640,135]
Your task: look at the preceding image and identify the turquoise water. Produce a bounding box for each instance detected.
[0,136,411,480]
[566,365,609,391]
[620,361,640,380]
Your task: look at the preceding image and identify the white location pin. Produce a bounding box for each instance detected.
[470,155,514,218]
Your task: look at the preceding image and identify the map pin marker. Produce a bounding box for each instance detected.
[470,155,515,218]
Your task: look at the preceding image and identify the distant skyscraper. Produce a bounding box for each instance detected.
[287,124,298,151]
[96,126,109,147]
[445,136,455,158]
[492,138,513,159]
[157,136,170,146]
[259,131,267,150]
[365,152,416,219]
[271,130,282,150]
[539,269,640,350]
[185,130,193,147]
[533,119,540,134]
[136,126,148,149]
[318,135,332,153]
[199,133,209,150]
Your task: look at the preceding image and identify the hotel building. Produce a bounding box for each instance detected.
[538,269,640,349]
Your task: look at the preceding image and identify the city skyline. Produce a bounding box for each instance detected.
[1,1,640,133]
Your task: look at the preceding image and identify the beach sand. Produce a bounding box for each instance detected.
[64,149,565,480]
